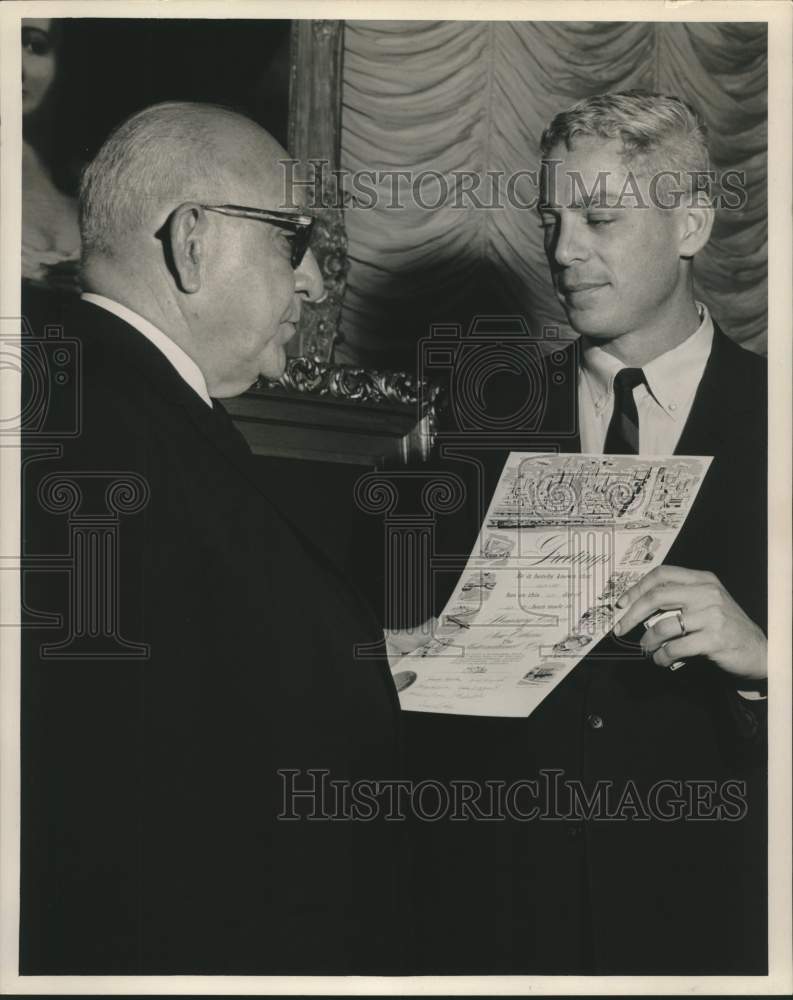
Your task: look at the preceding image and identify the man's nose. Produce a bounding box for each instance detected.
[552,216,587,267]
[294,249,325,303]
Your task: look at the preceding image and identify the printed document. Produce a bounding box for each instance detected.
[391,453,712,717]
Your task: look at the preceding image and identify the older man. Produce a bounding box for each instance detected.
[408,92,766,975]
[21,103,402,975]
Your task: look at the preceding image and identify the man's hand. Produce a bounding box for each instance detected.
[613,566,767,684]
[384,618,438,670]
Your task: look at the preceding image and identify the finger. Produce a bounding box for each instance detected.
[640,607,711,654]
[652,632,712,668]
[614,584,717,635]
[616,566,714,610]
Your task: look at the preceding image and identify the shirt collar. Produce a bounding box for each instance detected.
[580,303,714,420]
[81,293,212,408]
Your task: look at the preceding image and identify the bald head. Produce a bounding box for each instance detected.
[79,102,289,261]
[77,101,324,398]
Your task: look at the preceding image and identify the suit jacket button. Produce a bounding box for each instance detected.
[587,713,604,730]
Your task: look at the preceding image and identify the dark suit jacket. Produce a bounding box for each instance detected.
[406,326,767,974]
[20,300,403,974]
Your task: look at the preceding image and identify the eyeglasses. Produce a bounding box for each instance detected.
[199,204,315,269]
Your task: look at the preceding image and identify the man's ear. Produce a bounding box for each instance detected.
[678,202,714,259]
[168,203,208,293]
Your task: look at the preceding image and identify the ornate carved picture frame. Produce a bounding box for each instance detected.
[229,19,438,467]
[287,19,347,364]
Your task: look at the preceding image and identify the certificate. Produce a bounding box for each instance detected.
[391,453,712,717]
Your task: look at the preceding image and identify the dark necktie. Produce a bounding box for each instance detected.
[603,367,646,454]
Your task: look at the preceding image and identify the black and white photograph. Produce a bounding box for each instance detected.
[1,0,790,994]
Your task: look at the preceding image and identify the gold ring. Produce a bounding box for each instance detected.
[675,609,687,637]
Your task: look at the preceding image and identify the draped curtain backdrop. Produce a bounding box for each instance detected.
[339,21,767,367]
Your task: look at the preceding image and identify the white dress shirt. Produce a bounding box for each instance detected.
[81,293,213,408]
[577,303,714,455]
[576,307,763,700]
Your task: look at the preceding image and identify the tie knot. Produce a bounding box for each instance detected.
[613,367,646,395]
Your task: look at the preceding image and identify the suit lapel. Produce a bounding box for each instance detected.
[75,301,391,649]
[77,301,288,503]
[673,325,747,457]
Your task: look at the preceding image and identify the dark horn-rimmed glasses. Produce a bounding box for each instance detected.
[199,204,315,269]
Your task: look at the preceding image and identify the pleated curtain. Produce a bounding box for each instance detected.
[339,21,767,367]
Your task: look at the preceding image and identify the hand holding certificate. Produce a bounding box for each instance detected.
[390,452,713,717]
[617,565,768,686]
